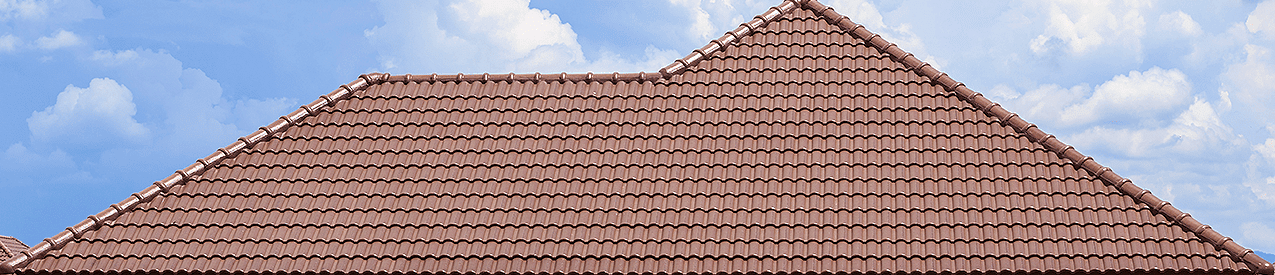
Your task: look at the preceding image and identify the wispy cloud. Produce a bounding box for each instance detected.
[34,29,81,50]
[0,33,18,52]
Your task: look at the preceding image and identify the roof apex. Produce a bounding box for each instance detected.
[654,0,1269,273]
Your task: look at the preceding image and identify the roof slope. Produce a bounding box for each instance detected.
[0,236,27,262]
[3,0,1269,274]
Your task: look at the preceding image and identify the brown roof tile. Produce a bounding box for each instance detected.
[2,0,1270,274]
[0,236,27,261]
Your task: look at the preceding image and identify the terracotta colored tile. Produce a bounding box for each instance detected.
[9,1,1266,275]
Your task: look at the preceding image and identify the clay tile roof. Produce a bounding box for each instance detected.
[2,0,1270,274]
[0,236,28,262]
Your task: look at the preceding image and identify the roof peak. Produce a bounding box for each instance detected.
[659,0,1272,273]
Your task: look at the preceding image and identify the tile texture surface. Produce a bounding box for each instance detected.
[0,236,26,261]
[3,0,1269,274]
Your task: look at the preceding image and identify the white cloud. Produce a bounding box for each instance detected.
[1066,98,1243,157]
[366,0,678,73]
[34,29,81,49]
[2,143,74,171]
[995,83,1091,126]
[1242,222,1275,249]
[1221,44,1275,123]
[824,0,888,31]
[824,0,942,68]
[1157,11,1202,37]
[580,45,682,73]
[449,0,579,63]
[0,0,47,22]
[1258,137,1275,163]
[90,48,140,64]
[18,48,296,162]
[99,49,291,148]
[0,33,18,52]
[27,78,149,149]
[1251,157,1275,205]
[1248,0,1275,39]
[1060,67,1192,126]
[0,0,100,23]
[667,0,716,42]
[1245,125,1275,205]
[0,143,95,184]
[986,84,1021,100]
[1029,0,1150,55]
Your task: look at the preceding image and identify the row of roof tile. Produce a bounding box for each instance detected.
[84,223,1193,243]
[362,82,945,98]
[136,193,1143,211]
[27,255,1248,274]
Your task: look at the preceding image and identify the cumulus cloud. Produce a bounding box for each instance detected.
[34,29,81,49]
[366,0,680,74]
[1065,98,1243,158]
[84,49,297,149]
[1221,44,1275,124]
[998,67,1193,129]
[10,48,297,179]
[1157,11,1202,37]
[1029,0,1149,55]
[1248,0,1275,39]
[27,78,149,149]
[1258,136,1275,164]
[1060,67,1192,126]
[450,0,580,64]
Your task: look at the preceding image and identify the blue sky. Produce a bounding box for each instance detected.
[1,0,1274,259]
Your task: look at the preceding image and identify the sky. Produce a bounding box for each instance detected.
[1,0,1273,260]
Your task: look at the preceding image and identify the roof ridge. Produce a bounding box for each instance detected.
[384,71,662,84]
[658,0,798,76]
[0,73,392,274]
[771,0,1272,274]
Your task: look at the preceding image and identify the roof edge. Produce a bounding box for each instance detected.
[658,0,799,76]
[0,73,392,274]
[386,71,662,83]
[0,236,20,260]
[788,0,1272,274]
[0,69,662,273]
